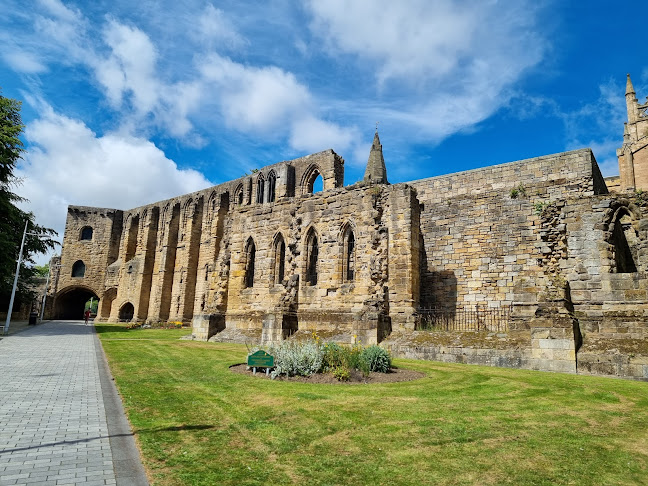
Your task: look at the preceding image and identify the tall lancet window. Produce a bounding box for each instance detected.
[256,174,265,204]
[274,233,286,284]
[343,227,355,281]
[234,184,244,205]
[268,171,277,203]
[306,228,318,286]
[244,238,256,288]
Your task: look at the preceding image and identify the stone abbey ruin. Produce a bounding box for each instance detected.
[50,75,648,380]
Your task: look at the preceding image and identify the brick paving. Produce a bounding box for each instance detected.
[0,321,147,485]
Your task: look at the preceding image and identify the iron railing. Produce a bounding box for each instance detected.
[416,305,511,332]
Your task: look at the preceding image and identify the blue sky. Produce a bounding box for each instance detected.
[1,0,647,264]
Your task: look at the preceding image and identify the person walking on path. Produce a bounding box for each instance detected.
[84,308,91,325]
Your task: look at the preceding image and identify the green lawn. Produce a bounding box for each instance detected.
[97,323,648,486]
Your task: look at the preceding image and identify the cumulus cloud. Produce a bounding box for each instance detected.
[16,106,212,253]
[199,54,311,132]
[196,52,356,153]
[96,20,160,114]
[289,115,358,155]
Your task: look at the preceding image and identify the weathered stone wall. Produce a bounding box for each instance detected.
[562,195,648,380]
[410,149,605,204]
[54,142,648,381]
[219,182,418,344]
[55,206,122,315]
[411,149,605,311]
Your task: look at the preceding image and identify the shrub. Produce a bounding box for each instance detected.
[360,345,392,373]
[269,340,323,378]
[322,342,347,371]
[346,344,365,373]
[332,366,350,382]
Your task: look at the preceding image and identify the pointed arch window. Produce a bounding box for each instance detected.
[343,227,355,281]
[235,184,244,205]
[244,238,256,288]
[268,171,277,203]
[274,233,286,284]
[612,210,637,273]
[303,165,323,195]
[72,260,86,278]
[256,174,265,204]
[306,229,319,285]
[207,192,218,224]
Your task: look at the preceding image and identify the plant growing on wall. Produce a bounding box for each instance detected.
[509,184,527,199]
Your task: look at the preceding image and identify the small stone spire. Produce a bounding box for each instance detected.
[626,73,636,96]
[363,130,389,184]
[626,73,639,125]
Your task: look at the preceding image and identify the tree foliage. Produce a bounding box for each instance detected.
[0,89,57,305]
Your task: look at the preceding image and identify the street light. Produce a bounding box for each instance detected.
[39,263,61,322]
[3,221,45,335]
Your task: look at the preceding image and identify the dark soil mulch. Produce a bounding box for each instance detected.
[229,363,425,384]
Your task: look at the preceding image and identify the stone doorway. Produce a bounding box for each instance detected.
[54,287,99,320]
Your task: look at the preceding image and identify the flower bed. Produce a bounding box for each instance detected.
[248,335,396,381]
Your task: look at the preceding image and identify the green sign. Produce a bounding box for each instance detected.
[247,350,275,368]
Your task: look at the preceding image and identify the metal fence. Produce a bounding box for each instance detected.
[416,305,511,332]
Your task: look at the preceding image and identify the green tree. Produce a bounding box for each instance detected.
[0,89,57,308]
[34,264,50,278]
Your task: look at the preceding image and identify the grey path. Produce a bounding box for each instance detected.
[0,321,148,486]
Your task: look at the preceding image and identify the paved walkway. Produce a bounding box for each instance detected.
[0,321,148,485]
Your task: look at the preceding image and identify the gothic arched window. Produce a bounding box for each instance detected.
[303,165,323,195]
[235,184,244,205]
[256,174,265,204]
[343,227,355,281]
[274,233,286,284]
[244,238,256,288]
[306,228,318,285]
[72,260,86,278]
[612,209,637,273]
[268,171,277,203]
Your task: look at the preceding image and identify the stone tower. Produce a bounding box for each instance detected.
[363,131,389,184]
[617,74,648,190]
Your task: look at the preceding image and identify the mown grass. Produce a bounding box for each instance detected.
[97,323,648,486]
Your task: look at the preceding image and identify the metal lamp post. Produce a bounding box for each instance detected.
[39,263,61,322]
[4,221,43,335]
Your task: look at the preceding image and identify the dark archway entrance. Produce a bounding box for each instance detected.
[119,303,135,321]
[54,287,99,320]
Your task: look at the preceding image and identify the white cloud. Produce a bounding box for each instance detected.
[2,50,47,74]
[199,54,312,133]
[95,20,160,114]
[33,0,87,63]
[196,4,247,50]
[306,0,546,140]
[16,107,212,254]
[308,0,476,84]
[289,115,358,154]
[38,0,81,23]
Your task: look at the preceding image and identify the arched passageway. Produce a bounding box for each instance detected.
[119,303,135,321]
[54,287,99,320]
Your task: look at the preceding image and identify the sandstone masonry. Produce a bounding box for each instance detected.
[51,80,648,381]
